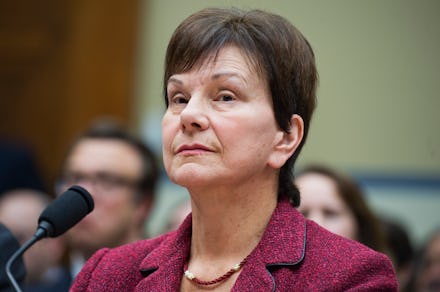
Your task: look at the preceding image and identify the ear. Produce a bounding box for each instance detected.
[268,114,304,169]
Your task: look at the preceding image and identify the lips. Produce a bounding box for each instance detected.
[176,143,213,155]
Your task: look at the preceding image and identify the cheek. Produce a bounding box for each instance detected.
[94,196,131,219]
[219,118,275,156]
[161,115,172,144]
[161,114,177,163]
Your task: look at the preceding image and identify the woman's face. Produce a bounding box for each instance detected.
[162,46,285,190]
[296,173,358,240]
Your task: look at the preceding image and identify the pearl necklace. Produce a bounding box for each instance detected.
[183,255,250,286]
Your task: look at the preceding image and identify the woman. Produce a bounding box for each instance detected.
[295,165,387,252]
[407,228,440,292]
[71,7,397,291]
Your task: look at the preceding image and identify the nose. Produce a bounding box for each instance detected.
[180,96,209,132]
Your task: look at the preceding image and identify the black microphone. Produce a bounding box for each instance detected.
[5,185,94,292]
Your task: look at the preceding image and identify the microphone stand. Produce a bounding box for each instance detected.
[5,186,93,291]
[5,224,49,292]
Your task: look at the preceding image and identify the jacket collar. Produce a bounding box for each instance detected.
[254,196,306,266]
[137,197,306,291]
[137,214,192,291]
[234,197,306,291]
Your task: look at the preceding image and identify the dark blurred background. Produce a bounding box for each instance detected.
[0,0,139,191]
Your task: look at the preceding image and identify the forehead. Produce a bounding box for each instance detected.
[171,45,263,82]
[297,174,345,206]
[297,173,337,194]
[66,138,143,175]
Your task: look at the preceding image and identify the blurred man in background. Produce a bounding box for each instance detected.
[0,189,69,292]
[55,119,159,278]
[0,223,26,291]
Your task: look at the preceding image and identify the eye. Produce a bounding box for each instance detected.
[63,173,81,184]
[323,209,339,218]
[168,93,189,105]
[219,94,234,102]
[96,173,121,190]
[174,96,189,104]
[215,91,236,102]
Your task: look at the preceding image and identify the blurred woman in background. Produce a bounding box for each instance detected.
[295,164,387,252]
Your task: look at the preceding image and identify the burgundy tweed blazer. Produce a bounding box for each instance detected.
[71,198,398,291]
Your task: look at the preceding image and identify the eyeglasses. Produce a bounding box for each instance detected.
[55,171,141,196]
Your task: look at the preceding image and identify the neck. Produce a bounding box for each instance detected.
[188,178,278,262]
[181,172,279,291]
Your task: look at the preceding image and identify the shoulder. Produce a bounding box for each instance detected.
[305,219,381,259]
[70,232,172,291]
[95,232,170,267]
[243,200,397,290]
[303,220,397,290]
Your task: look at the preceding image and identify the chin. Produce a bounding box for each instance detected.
[172,173,214,189]
[169,165,215,186]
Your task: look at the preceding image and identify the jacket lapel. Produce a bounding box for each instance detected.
[135,198,306,291]
[136,215,192,291]
[232,197,306,291]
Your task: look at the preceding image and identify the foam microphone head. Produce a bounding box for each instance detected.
[38,185,94,237]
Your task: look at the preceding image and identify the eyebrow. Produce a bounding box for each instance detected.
[167,71,247,86]
[212,72,248,85]
[167,77,183,85]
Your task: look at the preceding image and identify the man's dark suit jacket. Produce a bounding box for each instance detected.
[0,223,26,292]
